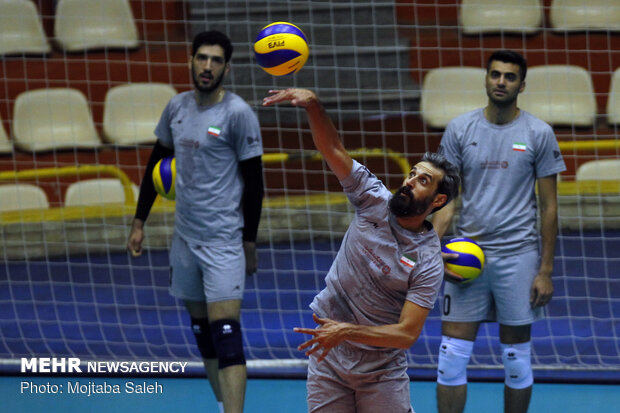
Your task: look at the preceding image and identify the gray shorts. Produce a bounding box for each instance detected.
[441,248,542,325]
[169,232,245,302]
[307,342,413,413]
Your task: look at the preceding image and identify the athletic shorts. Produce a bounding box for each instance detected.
[168,232,246,302]
[441,248,542,325]
[306,342,413,413]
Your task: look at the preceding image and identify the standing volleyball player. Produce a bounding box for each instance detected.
[432,50,566,413]
[264,88,460,413]
[127,30,264,413]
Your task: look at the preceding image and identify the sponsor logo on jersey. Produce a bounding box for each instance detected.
[480,160,509,169]
[207,126,221,137]
[362,244,391,275]
[179,138,199,148]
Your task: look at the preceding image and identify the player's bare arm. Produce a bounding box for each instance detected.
[263,88,353,181]
[294,301,429,362]
[531,174,558,308]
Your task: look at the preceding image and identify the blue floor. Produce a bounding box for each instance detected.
[2,376,619,413]
[1,230,619,380]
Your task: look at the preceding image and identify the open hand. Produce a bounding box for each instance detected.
[293,314,349,362]
[262,88,318,108]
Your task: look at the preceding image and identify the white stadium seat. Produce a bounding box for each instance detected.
[0,116,13,154]
[65,178,138,206]
[420,67,488,129]
[518,65,597,127]
[606,68,620,125]
[0,0,50,55]
[12,88,101,152]
[550,0,620,31]
[460,0,543,34]
[576,160,620,181]
[103,83,177,145]
[0,184,49,212]
[54,0,139,52]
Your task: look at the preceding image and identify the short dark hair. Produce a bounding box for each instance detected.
[486,50,527,81]
[420,152,460,213]
[192,30,233,62]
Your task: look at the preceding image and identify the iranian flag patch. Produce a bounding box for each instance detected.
[208,126,221,137]
[400,253,416,269]
[512,142,526,152]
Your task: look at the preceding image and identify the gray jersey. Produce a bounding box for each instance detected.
[310,161,444,352]
[439,108,566,256]
[155,91,263,244]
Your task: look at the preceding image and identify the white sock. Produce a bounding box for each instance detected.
[218,401,225,413]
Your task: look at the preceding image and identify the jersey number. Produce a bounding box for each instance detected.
[443,294,451,316]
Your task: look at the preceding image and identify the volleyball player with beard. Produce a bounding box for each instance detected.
[127,31,263,413]
[263,88,459,413]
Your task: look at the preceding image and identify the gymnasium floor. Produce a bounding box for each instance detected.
[3,376,619,413]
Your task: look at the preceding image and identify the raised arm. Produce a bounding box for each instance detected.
[263,89,353,181]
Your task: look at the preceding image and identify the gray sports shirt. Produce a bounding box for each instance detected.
[439,108,566,256]
[155,90,263,245]
[310,161,444,352]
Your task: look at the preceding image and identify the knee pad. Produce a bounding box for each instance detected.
[191,317,217,359]
[437,336,474,386]
[501,342,533,389]
[211,319,246,369]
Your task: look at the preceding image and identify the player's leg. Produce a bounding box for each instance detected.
[197,243,248,413]
[499,324,533,413]
[354,351,412,413]
[306,349,356,413]
[436,321,479,413]
[208,299,245,413]
[168,234,224,411]
[493,249,540,413]
[437,274,492,413]
[183,299,224,411]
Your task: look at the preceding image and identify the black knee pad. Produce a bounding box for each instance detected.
[210,319,246,369]
[191,317,217,359]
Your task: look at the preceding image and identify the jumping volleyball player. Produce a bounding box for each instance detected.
[432,50,566,413]
[264,88,460,412]
[127,30,264,413]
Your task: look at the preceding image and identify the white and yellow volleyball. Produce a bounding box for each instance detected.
[254,22,309,76]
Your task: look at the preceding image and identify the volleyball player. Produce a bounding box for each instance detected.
[432,50,566,413]
[127,30,264,413]
[263,88,460,412]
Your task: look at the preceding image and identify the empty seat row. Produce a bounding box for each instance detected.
[2,157,617,213]
[0,0,138,55]
[0,83,176,153]
[461,0,620,34]
[421,65,620,129]
[0,179,140,213]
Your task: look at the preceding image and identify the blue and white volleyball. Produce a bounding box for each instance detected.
[254,22,309,76]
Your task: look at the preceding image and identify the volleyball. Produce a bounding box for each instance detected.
[152,156,176,200]
[441,237,485,283]
[254,22,309,76]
